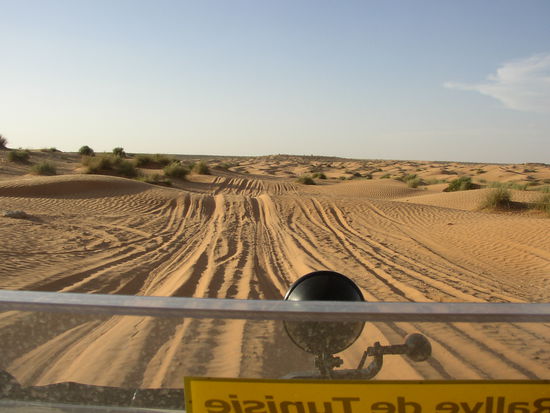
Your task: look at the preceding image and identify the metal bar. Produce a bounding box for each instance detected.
[0,400,175,413]
[0,290,549,322]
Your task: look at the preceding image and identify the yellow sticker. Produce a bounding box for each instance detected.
[184,378,549,413]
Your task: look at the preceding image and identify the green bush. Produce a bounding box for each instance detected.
[82,155,110,172]
[30,161,57,175]
[164,162,189,179]
[83,155,138,178]
[115,159,139,178]
[40,147,58,153]
[79,145,95,156]
[533,194,550,216]
[480,188,512,210]
[138,174,172,187]
[312,172,327,179]
[425,178,447,185]
[297,175,316,185]
[440,169,458,175]
[112,147,126,158]
[7,149,30,163]
[153,154,176,168]
[135,154,174,168]
[398,173,422,188]
[407,177,422,188]
[135,154,153,167]
[444,176,473,192]
[402,173,417,182]
[380,173,391,179]
[193,161,210,175]
[489,182,527,191]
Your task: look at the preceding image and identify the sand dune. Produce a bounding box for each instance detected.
[309,179,430,200]
[0,174,150,197]
[0,155,549,388]
[398,188,546,211]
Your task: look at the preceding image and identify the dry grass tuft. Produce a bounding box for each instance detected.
[30,161,57,175]
[297,175,316,185]
[82,155,138,178]
[479,188,512,210]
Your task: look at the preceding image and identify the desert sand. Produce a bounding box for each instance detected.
[0,151,549,388]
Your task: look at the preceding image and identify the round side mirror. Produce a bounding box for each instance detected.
[284,271,365,355]
[404,333,432,362]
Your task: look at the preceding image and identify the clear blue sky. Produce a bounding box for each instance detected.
[1,0,549,163]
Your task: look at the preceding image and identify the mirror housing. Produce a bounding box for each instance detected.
[284,271,365,355]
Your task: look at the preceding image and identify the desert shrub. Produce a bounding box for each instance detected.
[7,149,30,163]
[380,173,391,179]
[193,161,210,175]
[79,145,95,156]
[82,155,110,172]
[402,173,417,182]
[138,174,172,187]
[115,158,139,178]
[425,178,447,185]
[135,154,174,168]
[440,169,458,175]
[112,147,126,158]
[533,194,550,216]
[164,162,189,179]
[3,210,30,219]
[444,176,473,192]
[152,154,173,167]
[480,188,512,210]
[297,175,316,185]
[30,161,57,175]
[312,172,327,179]
[406,177,422,188]
[0,135,7,149]
[40,147,58,153]
[399,174,422,187]
[135,154,154,167]
[489,182,528,191]
[83,155,138,178]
